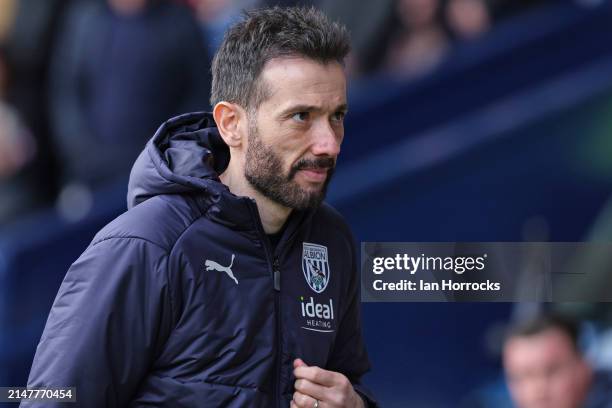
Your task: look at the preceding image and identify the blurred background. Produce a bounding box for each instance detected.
[2,0,612,406]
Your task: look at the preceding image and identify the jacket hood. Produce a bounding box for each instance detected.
[127,112,255,228]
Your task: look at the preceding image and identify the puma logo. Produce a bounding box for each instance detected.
[205,254,238,285]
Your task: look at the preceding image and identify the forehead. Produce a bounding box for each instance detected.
[504,329,576,369]
[258,56,347,111]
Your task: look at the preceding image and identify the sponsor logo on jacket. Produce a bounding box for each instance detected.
[299,296,335,333]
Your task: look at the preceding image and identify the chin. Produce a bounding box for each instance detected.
[296,179,326,190]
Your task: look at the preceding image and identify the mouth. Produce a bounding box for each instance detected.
[297,167,329,183]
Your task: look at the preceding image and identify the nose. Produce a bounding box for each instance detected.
[310,120,342,157]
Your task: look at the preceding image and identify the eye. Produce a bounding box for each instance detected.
[292,112,309,122]
[331,111,346,123]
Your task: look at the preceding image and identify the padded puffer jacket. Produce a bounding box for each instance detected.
[23,112,376,407]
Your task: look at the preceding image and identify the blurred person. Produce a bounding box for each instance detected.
[190,0,259,60]
[381,0,450,79]
[0,0,17,43]
[2,0,69,217]
[49,0,210,194]
[318,0,395,77]
[0,47,40,223]
[503,315,612,408]
[23,6,376,407]
[444,0,491,41]
[191,0,235,57]
[0,49,35,169]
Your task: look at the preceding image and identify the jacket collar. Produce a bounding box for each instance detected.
[127,111,312,232]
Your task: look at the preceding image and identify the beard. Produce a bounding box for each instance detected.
[244,120,335,211]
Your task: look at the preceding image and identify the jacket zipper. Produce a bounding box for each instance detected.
[246,200,283,408]
[272,256,281,408]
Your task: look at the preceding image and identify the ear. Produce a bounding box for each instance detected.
[213,102,247,148]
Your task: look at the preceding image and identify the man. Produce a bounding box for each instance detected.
[503,315,612,408]
[23,6,376,408]
[49,0,210,188]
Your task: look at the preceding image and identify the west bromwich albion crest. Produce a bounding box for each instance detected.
[302,243,331,293]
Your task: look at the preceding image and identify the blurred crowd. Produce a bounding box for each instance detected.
[510,315,612,408]
[0,0,547,225]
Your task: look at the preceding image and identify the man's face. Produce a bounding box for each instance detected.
[503,328,592,408]
[244,57,347,210]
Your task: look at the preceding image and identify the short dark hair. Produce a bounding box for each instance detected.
[505,314,581,353]
[210,6,350,109]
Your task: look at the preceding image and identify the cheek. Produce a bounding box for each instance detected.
[513,375,551,405]
[516,381,541,402]
[550,374,578,400]
[275,134,312,163]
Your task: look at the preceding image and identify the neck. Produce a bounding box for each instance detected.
[220,164,291,234]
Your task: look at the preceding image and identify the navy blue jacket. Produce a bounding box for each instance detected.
[24,112,376,407]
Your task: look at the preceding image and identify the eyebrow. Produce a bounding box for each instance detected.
[279,103,348,117]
